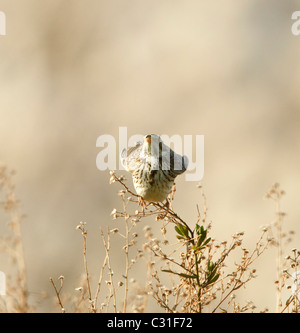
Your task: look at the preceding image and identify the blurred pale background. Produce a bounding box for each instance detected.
[0,0,299,312]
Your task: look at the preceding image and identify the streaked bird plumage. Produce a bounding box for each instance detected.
[121,134,188,202]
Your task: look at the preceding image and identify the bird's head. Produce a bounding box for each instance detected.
[143,134,162,157]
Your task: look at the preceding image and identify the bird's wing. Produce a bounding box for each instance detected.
[161,148,189,175]
[121,141,143,172]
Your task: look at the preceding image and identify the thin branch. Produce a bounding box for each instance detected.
[101,227,117,312]
[49,277,65,313]
[76,222,94,311]
[93,233,109,311]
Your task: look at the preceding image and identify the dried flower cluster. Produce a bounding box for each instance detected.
[61,171,273,313]
[264,183,299,313]
[0,166,298,313]
[0,165,31,312]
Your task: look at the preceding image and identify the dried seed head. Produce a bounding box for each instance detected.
[161,227,167,236]
[109,176,116,184]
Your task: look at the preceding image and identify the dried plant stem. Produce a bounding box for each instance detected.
[76,222,94,311]
[101,227,117,312]
[111,173,193,237]
[0,167,30,312]
[93,235,109,311]
[11,214,29,311]
[82,229,92,306]
[156,202,194,237]
[123,214,130,313]
[49,277,65,313]
[212,231,269,313]
[281,295,294,313]
[194,252,202,313]
[265,183,286,312]
[275,197,282,312]
[46,172,289,313]
[118,191,131,313]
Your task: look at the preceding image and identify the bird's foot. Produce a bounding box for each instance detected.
[163,199,170,210]
[138,196,146,215]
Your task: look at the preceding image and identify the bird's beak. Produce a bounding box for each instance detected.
[145,135,151,144]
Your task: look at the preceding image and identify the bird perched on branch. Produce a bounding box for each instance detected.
[121,134,188,203]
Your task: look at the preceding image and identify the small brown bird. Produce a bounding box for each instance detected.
[121,134,188,202]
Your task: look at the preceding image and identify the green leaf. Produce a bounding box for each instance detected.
[195,224,202,235]
[175,223,189,238]
[195,225,210,249]
[175,225,184,236]
[207,260,215,272]
[207,273,220,285]
[161,269,197,279]
[202,237,211,247]
[211,266,218,276]
[176,235,185,240]
[197,230,207,247]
